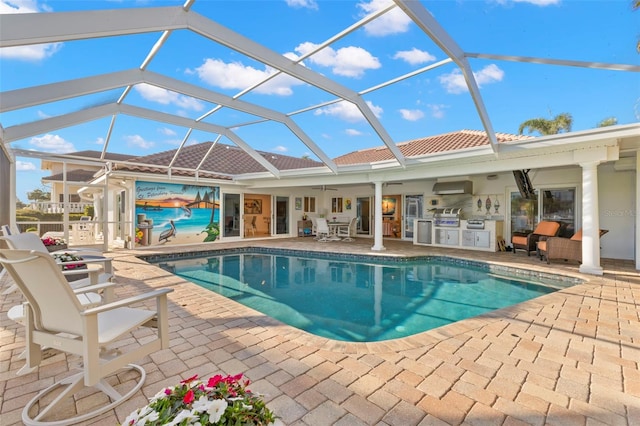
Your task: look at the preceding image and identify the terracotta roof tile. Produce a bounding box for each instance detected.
[114,142,323,178]
[334,130,532,165]
[67,150,134,162]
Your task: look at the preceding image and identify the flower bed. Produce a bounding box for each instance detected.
[52,252,85,270]
[42,235,66,247]
[124,373,280,425]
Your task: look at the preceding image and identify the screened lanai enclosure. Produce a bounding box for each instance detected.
[1,0,639,274]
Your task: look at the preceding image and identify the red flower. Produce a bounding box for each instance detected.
[183,389,195,405]
[207,374,223,388]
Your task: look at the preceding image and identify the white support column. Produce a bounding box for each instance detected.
[579,161,603,275]
[371,181,385,251]
[636,153,640,271]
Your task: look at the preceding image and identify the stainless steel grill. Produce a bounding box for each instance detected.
[433,208,461,227]
[466,219,485,229]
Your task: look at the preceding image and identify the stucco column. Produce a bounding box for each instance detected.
[636,153,640,271]
[579,161,603,275]
[371,181,386,251]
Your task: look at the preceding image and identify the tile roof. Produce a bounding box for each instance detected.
[48,131,532,183]
[65,150,134,162]
[113,142,324,178]
[42,169,101,182]
[334,130,532,165]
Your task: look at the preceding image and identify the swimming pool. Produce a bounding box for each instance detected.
[149,249,580,342]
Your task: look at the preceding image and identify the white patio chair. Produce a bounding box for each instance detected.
[337,217,358,242]
[0,249,172,425]
[1,232,113,275]
[315,218,332,242]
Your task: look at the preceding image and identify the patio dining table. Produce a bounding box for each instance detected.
[327,221,349,241]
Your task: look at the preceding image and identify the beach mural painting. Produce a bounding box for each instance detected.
[135,181,220,246]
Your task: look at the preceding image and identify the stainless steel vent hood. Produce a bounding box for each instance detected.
[432,180,473,195]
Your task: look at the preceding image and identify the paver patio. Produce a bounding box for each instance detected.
[1,238,639,425]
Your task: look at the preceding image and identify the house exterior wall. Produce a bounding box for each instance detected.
[599,163,635,260]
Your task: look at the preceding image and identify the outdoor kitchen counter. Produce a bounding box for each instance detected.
[414,219,504,252]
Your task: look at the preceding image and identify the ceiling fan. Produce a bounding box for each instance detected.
[311,185,338,191]
[369,182,403,187]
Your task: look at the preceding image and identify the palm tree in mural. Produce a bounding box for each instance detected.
[181,185,220,241]
[518,112,573,136]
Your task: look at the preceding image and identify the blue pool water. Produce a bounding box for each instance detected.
[153,250,578,342]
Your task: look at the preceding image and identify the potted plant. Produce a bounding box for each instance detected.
[123,373,280,425]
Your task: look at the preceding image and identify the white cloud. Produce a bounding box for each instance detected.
[399,109,424,121]
[191,58,304,96]
[393,48,436,65]
[427,104,447,119]
[295,42,380,78]
[16,160,36,171]
[0,43,63,61]
[314,100,382,122]
[358,0,412,36]
[345,128,363,136]
[159,127,177,136]
[285,0,318,10]
[0,0,40,13]
[135,84,204,111]
[438,64,504,94]
[124,135,154,149]
[273,145,288,152]
[0,1,61,61]
[29,134,75,153]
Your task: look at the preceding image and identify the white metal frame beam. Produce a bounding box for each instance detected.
[3,103,282,177]
[394,0,499,150]
[0,69,339,173]
[0,6,405,166]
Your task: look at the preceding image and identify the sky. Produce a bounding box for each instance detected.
[0,0,638,203]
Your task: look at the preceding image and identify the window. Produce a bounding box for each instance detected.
[303,196,316,213]
[510,187,576,238]
[331,197,343,213]
[542,188,576,237]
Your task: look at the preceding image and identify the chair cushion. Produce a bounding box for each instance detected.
[512,236,528,245]
[533,221,560,237]
[570,230,582,241]
[537,240,547,252]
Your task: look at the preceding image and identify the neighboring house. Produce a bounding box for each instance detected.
[40,150,133,213]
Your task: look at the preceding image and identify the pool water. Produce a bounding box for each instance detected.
[155,251,576,342]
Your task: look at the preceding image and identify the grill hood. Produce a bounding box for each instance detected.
[432,180,473,195]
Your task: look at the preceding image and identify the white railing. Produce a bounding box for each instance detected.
[29,202,92,213]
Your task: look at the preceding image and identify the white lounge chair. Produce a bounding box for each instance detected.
[0,249,172,425]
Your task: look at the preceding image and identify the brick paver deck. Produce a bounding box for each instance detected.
[1,238,639,425]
